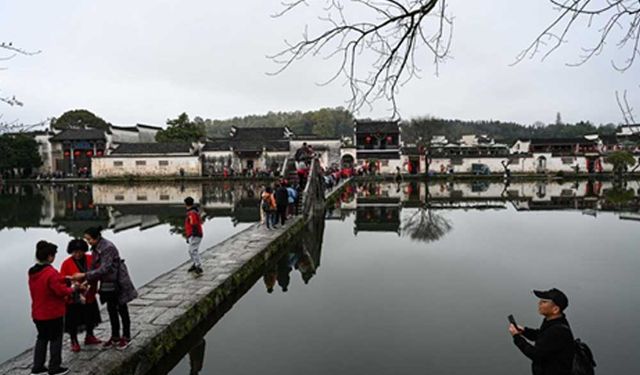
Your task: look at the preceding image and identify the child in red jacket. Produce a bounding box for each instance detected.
[60,239,102,352]
[29,241,79,375]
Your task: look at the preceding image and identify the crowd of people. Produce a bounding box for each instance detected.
[259,181,299,230]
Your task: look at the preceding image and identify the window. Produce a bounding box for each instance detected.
[113,161,123,167]
[159,194,170,201]
[136,160,146,166]
[159,160,169,166]
[114,195,124,201]
[137,195,147,201]
[381,160,389,166]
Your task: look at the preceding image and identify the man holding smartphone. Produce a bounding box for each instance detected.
[508,288,575,375]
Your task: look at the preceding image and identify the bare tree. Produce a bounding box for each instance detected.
[270,0,453,119]
[515,1,640,123]
[401,206,451,243]
[1,42,41,133]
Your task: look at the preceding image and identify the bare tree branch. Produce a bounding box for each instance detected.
[1,42,42,132]
[616,89,637,125]
[269,0,453,119]
[515,1,640,70]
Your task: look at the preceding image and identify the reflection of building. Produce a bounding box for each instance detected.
[352,183,402,235]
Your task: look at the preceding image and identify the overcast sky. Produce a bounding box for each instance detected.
[0,1,637,128]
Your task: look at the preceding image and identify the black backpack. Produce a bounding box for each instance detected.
[572,338,596,375]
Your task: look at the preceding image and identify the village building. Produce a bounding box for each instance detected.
[24,123,161,177]
[107,124,161,148]
[201,127,291,176]
[92,143,201,178]
[428,135,510,175]
[508,137,603,173]
[290,134,342,169]
[350,120,402,174]
[49,128,108,176]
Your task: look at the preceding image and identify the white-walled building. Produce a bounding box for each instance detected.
[92,143,201,177]
[354,120,402,174]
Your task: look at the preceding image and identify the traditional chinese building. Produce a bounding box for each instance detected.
[92,143,201,177]
[351,120,402,174]
[49,128,108,176]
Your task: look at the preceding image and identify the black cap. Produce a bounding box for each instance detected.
[533,288,569,311]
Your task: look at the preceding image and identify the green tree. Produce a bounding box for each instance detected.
[51,109,110,130]
[605,150,636,178]
[0,133,42,177]
[156,112,205,143]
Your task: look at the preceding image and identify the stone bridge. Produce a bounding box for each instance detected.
[0,161,350,375]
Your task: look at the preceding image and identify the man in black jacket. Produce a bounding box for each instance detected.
[509,288,575,375]
[274,182,290,226]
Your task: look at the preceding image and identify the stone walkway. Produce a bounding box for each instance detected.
[0,178,350,375]
[0,218,305,375]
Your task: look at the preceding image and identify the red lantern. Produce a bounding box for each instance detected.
[386,135,393,143]
[86,150,93,157]
[365,136,372,144]
[74,150,81,157]
[63,151,70,157]
[96,150,104,157]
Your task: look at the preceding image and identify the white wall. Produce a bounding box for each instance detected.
[92,184,202,204]
[429,157,509,174]
[92,156,201,177]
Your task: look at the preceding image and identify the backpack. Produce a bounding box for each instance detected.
[261,198,271,212]
[571,338,596,375]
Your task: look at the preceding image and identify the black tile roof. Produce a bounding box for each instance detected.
[110,125,138,132]
[354,120,399,134]
[50,129,106,141]
[111,143,192,155]
[203,138,290,152]
[232,139,290,152]
[202,139,232,152]
[230,127,290,140]
[529,137,596,145]
[137,124,162,130]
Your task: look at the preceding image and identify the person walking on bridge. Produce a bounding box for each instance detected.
[184,197,204,276]
[274,182,289,226]
[509,288,575,375]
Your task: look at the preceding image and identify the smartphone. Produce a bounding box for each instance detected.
[508,314,519,329]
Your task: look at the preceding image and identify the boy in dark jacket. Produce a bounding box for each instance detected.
[29,241,79,375]
[509,288,575,375]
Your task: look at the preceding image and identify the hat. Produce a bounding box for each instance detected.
[533,288,569,311]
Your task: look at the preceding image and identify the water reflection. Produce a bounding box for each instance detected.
[2,179,638,238]
[326,180,640,242]
[0,182,269,236]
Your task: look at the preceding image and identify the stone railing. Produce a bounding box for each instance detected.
[301,157,326,221]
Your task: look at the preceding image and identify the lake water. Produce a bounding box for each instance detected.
[1,180,639,374]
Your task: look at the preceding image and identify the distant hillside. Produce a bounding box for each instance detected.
[402,117,618,144]
[201,107,353,138]
[196,108,618,142]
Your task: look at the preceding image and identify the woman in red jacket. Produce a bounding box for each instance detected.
[29,240,80,375]
[60,239,102,352]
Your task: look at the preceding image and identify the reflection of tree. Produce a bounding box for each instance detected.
[401,207,451,243]
[0,185,44,229]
